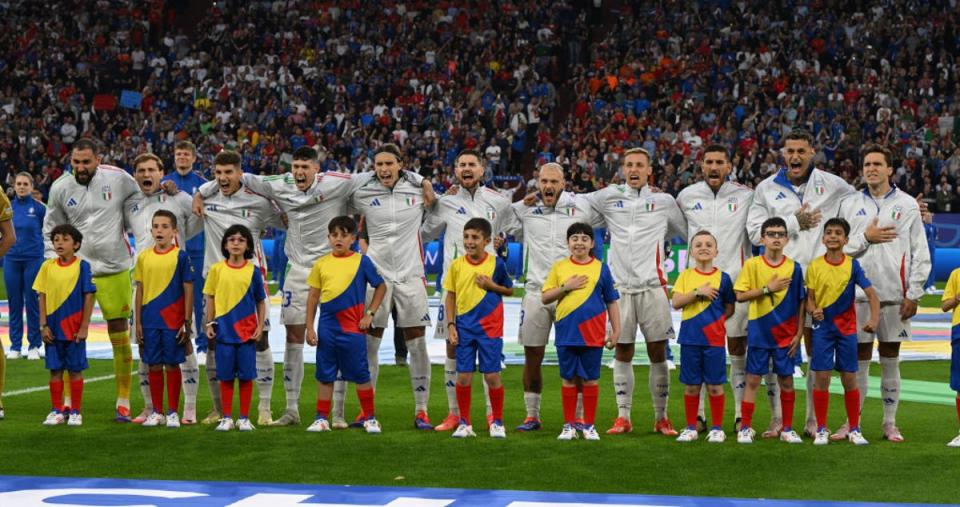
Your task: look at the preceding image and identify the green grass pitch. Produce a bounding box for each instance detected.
[0,359,958,504]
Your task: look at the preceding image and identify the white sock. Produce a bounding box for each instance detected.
[804,363,816,425]
[366,335,381,390]
[524,392,541,419]
[649,361,670,420]
[575,392,584,420]
[206,349,221,413]
[764,370,781,419]
[138,360,153,413]
[444,357,459,415]
[484,377,492,417]
[857,359,871,410]
[613,359,634,420]
[181,352,199,420]
[255,348,274,412]
[332,373,347,420]
[729,354,746,419]
[283,343,304,413]
[407,337,430,413]
[698,385,706,420]
[880,356,900,425]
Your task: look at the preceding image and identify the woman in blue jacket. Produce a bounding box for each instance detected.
[4,172,45,360]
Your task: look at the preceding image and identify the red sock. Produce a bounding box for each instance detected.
[456,384,472,425]
[166,367,182,413]
[70,378,84,412]
[709,393,725,429]
[562,385,577,424]
[684,394,699,429]
[49,379,64,412]
[488,385,504,422]
[956,395,960,425]
[238,379,252,419]
[148,370,164,413]
[316,398,331,419]
[357,387,375,418]
[781,390,796,430]
[582,384,599,426]
[220,381,234,417]
[741,401,755,429]
[845,389,861,430]
[813,389,830,430]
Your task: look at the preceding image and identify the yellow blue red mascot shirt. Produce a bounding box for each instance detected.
[941,268,960,391]
[203,260,265,344]
[442,252,512,373]
[33,257,96,371]
[673,267,735,347]
[133,245,195,365]
[734,255,805,377]
[543,256,619,381]
[805,254,871,373]
[307,251,384,383]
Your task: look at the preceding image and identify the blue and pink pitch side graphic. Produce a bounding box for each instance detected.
[0,475,945,507]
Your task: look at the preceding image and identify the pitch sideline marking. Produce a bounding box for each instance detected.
[3,374,115,397]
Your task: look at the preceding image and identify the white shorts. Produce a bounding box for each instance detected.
[368,278,431,329]
[619,289,675,344]
[726,301,749,338]
[280,262,311,326]
[517,290,557,347]
[857,301,910,343]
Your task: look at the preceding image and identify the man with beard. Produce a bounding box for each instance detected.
[43,139,142,421]
[677,144,782,436]
[421,149,514,432]
[507,162,604,431]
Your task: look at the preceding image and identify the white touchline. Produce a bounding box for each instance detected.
[3,374,116,397]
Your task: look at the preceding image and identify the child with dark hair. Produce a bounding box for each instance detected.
[203,224,266,432]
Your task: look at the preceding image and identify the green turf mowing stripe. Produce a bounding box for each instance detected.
[793,376,957,406]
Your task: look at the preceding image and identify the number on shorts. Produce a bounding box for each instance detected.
[282,290,292,308]
[437,304,445,323]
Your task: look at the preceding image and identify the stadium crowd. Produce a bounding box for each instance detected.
[1,0,960,211]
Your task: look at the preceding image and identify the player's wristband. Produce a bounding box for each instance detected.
[762,286,770,296]
[40,324,48,330]
[447,322,456,328]
[366,309,376,317]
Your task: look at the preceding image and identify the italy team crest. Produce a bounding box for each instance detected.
[101,185,112,201]
[644,198,656,212]
[485,207,497,221]
[406,196,417,206]
[892,205,902,220]
[727,198,738,212]
[814,178,825,195]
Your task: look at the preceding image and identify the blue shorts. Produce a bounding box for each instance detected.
[810,327,858,373]
[316,331,370,384]
[142,328,186,366]
[557,345,603,381]
[456,332,503,374]
[45,340,87,372]
[216,341,256,381]
[951,343,960,392]
[746,346,794,377]
[679,344,727,385]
